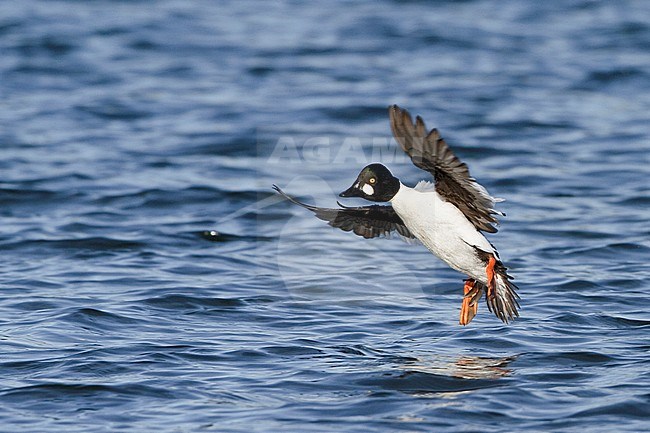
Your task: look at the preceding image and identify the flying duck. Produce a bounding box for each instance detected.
[274,105,520,325]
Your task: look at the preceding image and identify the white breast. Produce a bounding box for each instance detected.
[390,183,494,280]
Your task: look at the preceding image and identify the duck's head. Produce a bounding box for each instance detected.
[339,163,400,202]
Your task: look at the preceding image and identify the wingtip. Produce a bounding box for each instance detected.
[389,104,410,118]
[272,184,294,203]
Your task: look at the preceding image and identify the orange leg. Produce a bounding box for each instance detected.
[459,279,478,326]
[486,255,497,299]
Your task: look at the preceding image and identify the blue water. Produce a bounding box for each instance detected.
[1,0,649,431]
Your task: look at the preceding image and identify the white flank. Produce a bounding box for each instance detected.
[390,183,496,283]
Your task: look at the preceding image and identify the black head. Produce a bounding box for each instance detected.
[339,163,400,202]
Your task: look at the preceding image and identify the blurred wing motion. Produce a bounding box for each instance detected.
[389,104,504,233]
[273,185,414,240]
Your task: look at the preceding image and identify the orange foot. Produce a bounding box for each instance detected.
[459,279,478,326]
[486,255,497,300]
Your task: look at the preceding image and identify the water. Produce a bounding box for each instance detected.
[1,0,649,431]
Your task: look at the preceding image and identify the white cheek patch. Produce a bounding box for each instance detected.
[361,183,374,195]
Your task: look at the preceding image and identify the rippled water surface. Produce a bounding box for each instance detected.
[1,0,649,431]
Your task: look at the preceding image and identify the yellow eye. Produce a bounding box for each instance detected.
[369,177,376,184]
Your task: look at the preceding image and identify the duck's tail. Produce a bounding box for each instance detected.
[486,257,520,323]
[463,250,521,324]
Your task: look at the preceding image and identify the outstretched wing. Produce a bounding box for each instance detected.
[273,185,415,240]
[389,104,503,233]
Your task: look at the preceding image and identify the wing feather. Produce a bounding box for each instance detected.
[273,185,415,240]
[389,105,503,233]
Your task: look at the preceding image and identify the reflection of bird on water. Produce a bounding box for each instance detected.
[403,354,516,381]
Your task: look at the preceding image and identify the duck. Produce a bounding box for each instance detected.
[274,105,520,325]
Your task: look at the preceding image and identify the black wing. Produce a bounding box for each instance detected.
[389,105,503,233]
[273,185,415,240]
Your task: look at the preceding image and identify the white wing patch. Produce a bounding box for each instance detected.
[414,179,505,216]
[413,180,436,192]
[473,183,506,216]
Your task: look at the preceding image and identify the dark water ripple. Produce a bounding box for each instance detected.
[1,0,649,431]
